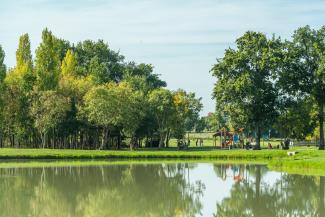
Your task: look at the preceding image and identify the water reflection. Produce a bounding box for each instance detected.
[213,164,324,217]
[0,164,204,217]
[0,163,323,217]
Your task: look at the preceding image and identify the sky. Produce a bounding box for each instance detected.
[1,0,325,115]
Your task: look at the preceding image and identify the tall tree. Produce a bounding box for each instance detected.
[0,45,6,145]
[212,32,282,149]
[148,88,176,148]
[0,45,5,83]
[16,34,33,73]
[279,26,325,149]
[15,33,35,91]
[3,34,35,146]
[30,91,71,148]
[172,89,202,140]
[35,28,61,90]
[83,82,144,149]
[61,49,77,76]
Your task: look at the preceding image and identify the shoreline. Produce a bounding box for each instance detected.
[0,148,324,176]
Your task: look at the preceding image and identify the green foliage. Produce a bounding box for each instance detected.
[0,46,6,136]
[2,34,35,144]
[279,25,325,148]
[279,26,325,99]
[35,29,68,91]
[74,40,124,82]
[29,90,71,148]
[0,45,6,83]
[30,90,71,135]
[212,31,282,148]
[148,88,176,147]
[123,63,166,89]
[212,26,325,148]
[83,82,143,132]
[15,33,35,91]
[61,49,77,76]
[0,29,202,149]
[274,98,317,140]
[172,89,202,138]
[204,113,219,131]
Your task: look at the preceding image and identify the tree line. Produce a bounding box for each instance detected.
[212,25,325,150]
[0,28,202,150]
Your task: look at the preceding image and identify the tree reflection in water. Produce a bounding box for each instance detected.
[214,164,325,217]
[0,163,204,217]
[0,163,324,217]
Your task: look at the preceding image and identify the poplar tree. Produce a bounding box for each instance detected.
[3,34,34,146]
[35,28,61,90]
[0,45,5,83]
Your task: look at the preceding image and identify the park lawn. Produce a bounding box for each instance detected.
[0,147,289,159]
[0,147,324,175]
[168,138,281,148]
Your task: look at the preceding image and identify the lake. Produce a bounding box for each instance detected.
[0,162,323,217]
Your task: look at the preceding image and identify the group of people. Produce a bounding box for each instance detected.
[177,138,204,149]
[195,138,204,147]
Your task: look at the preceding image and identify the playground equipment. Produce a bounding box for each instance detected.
[213,131,234,148]
[213,129,243,148]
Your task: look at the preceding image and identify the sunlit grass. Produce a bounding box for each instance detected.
[0,148,289,159]
[0,147,324,176]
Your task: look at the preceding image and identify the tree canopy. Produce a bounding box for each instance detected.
[279,26,325,148]
[212,32,281,149]
[0,29,202,150]
[213,26,325,148]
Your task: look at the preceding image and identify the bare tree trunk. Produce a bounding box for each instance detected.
[100,128,108,150]
[80,131,84,150]
[42,132,46,149]
[255,125,261,150]
[130,136,137,151]
[165,129,170,148]
[159,132,166,148]
[117,130,121,150]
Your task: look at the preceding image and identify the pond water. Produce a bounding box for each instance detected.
[0,162,323,217]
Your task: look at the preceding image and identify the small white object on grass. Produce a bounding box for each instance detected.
[287,152,296,156]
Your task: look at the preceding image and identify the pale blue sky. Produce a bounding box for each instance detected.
[1,0,325,114]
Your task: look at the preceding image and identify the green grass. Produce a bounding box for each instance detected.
[0,147,324,176]
[0,148,289,159]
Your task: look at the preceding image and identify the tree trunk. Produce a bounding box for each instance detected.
[117,130,121,150]
[80,131,84,150]
[255,125,261,150]
[319,99,324,150]
[100,128,108,150]
[165,129,170,148]
[129,136,137,151]
[159,132,166,148]
[42,132,46,149]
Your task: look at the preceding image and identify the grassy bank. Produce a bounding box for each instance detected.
[0,148,289,159]
[0,147,324,175]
